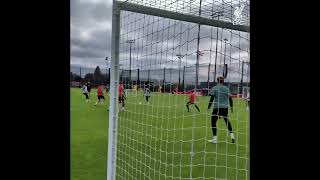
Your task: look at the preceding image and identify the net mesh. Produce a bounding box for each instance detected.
[114,0,250,179]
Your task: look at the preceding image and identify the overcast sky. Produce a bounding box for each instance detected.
[70,0,250,82]
[71,0,113,68]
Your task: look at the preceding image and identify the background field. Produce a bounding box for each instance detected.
[71,88,249,180]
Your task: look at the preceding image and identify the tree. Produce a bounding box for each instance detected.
[70,72,74,80]
[74,74,82,81]
[94,66,103,83]
[84,73,94,82]
[70,72,81,81]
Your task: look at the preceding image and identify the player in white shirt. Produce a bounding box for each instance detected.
[144,87,151,104]
[246,91,250,111]
[82,84,90,102]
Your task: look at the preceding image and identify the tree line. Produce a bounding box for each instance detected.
[70,66,109,85]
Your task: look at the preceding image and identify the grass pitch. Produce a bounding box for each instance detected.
[71,88,249,180]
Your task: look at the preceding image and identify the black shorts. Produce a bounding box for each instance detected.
[98,95,105,100]
[83,93,89,99]
[212,108,228,117]
[118,95,124,102]
[187,101,195,104]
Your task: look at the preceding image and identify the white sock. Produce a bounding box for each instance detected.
[213,136,217,141]
[230,133,235,139]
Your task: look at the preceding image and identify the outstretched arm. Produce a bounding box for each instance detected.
[229,95,233,113]
[207,95,215,110]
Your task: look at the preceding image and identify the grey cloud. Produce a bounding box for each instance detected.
[91,4,113,21]
[71,0,112,26]
[71,0,249,82]
[71,45,106,58]
[71,29,111,51]
[71,0,112,67]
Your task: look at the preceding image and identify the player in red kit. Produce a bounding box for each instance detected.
[186,90,200,112]
[94,83,105,106]
[118,83,126,111]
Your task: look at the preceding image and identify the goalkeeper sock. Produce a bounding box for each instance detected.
[230,133,235,139]
[213,136,218,143]
[213,136,217,141]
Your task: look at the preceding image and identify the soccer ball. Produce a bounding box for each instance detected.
[139,102,142,104]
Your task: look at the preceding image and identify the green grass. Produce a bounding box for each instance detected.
[71,88,249,180]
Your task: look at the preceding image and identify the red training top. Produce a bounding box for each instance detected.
[118,84,123,97]
[97,86,103,96]
[189,92,196,103]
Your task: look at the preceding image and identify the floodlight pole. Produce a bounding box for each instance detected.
[208,12,223,88]
[223,38,228,77]
[182,66,185,91]
[108,68,111,85]
[207,61,211,89]
[163,67,166,91]
[240,60,245,95]
[107,1,120,180]
[137,68,140,85]
[212,12,223,84]
[195,0,203,90]
[126,39,135,84]
[196,50,203,90]
[147,69,150,84]
[195,25,201,90]
[176,54,184,91]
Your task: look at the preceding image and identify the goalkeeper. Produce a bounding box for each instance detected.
[207,77,235,144]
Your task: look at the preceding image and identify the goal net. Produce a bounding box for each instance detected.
[108,0,250,179]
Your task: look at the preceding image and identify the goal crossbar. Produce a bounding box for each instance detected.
[115,1,249,32]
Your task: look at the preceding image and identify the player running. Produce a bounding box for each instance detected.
[207,77,235,144]
[82,83,90,103]
[246,91,250,111]
[118,83,126,111]
[186,90,200,112]
[94,83,105,106]
[86,82,92,97]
